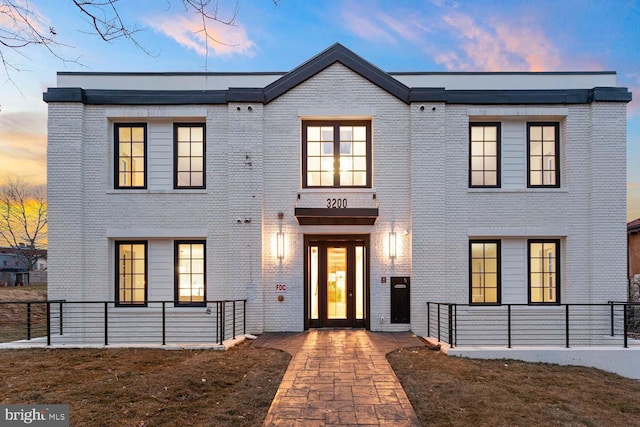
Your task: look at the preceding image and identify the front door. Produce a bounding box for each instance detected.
[305,236,369,329]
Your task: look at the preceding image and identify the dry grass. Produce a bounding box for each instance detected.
[387,346,640,426]
[0,343,290,426]
[0,285,48,342]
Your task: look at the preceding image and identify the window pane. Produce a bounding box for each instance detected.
[353,141,366,155]
[131,127,144,142]
[530,171,542,186]
[308,142,321,156]
[340,157,353,171]
[471,172,484,186]
[340,142,352,154]
[119,128,131,142]
[307,157,320,171]
[321,172,333,185]
[177,157,190,171]
[307,172,320,186]
[177,127,190,142]
[471,157,484,171]
[119,143,131,157]
[178,142,190,156]
[530,126,542,141]
[340,128,352,141]
[191,127,204,142]
[340,172,353,186]
[484,172,497,186]
[132,172,145,187]
[321,127,333,141]
[191,158,203,172]
[353,172,366,186]
[542,126,555,140]
[470,126,484,141]
[543,140,555,156]
[530,141,542,156]
[484,141,496,156]
[354,157,367,170]
[191,143,203,157]
[484,126,497,141]
[471,140,483,156]
[307,127,320,141]
[353,126,366,140]
[322,142,333,155]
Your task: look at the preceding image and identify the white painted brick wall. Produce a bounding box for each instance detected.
[47,65,629,340]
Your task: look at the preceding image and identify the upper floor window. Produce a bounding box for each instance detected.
[302,121,371,188]
[174,124,205,189]
[469,240,500,304]
[528,239,560,304]
[527,123,559,188]
[175,241,206,306]
[115,241,147,306]
[115,124,147,189]
[469,123,500,187]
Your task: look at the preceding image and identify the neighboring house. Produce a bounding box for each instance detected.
[0,250,29,286]
[629,218,640,278]
[43,44,631,341]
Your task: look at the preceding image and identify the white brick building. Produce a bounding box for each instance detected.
[44,44,631,343]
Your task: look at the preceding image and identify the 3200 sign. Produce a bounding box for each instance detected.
[327,198,347,208]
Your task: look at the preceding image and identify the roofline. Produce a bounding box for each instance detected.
[43,87,633,105]
[55,71,618,77]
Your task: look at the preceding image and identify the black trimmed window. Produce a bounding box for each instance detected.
[469,240,500,304]
[175,241,206,306]
[527,123,559,187]
[115,124,147,189]
[469,123,500,187]
[302,121,372,188]
[115,241,147,306]
[528,239,560,304]
[174,124,205,189]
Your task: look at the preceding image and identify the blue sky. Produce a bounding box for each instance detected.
[1,0,638,219]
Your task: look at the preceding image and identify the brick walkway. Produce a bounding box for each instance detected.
[255,329,425,426]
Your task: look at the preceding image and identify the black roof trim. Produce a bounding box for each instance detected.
[263,43,411,104]
[409,87,632,104]
[44,86,632,105]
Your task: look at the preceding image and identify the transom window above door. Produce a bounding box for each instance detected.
[302,121,372,188]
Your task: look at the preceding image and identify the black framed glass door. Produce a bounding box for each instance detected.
[305,236,368,329]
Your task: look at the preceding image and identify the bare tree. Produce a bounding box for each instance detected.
[0,177,47,271]
[0,0,274,81]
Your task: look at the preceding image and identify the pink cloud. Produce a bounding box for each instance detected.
[439,13,567,71]
[147,14,255,57]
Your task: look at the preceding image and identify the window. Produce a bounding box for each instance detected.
[528,123,559,187]
[116,241,147,306]
[302,121,371,188]
[175,241,206,306]
[115,124,146,189]
[469,241,500,304]
[528,240,560,303]
[469,123,500,187]
[174,124,205,188]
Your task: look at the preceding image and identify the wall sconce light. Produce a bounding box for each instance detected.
[389,231,397,259]
[277,231,285,259]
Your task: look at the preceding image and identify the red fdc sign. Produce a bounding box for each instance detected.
[275,283,287,293]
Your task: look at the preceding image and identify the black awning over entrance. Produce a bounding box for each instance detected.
[294,208,378,226]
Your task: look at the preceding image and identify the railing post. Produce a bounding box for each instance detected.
[454,304,458,347]
[27,303,31,341]
[507,305,512,348]
[104,302,109,346]
[565,304,570,348]
[243,300,246,335]
[233,300,236,339]
[448,304,454,348]
[437,304,441,343]
[624,304,628,349]
[59,302,63,336]
[162,302,166,346]
[610,302,615,337]
[427,302,431,337]
[46,302,51,346]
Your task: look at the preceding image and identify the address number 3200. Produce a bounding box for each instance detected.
[327,198,347,208]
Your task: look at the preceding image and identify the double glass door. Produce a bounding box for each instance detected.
[305,237,368,328]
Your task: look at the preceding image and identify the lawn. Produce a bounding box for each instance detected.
[2,285,640,426]
[387,346,640,426]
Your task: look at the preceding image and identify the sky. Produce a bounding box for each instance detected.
[1,0,639,220]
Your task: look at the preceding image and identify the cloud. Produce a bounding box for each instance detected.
[147,13,255,57]
[437,13,565,71]
[0,112,47,185]
[340,9,396,43]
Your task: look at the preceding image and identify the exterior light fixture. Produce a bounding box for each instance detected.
[277,231,285,259]
[389,231,397,259]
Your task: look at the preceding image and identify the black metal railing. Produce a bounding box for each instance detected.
[0,299,247,346]
[426,302,640,349]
